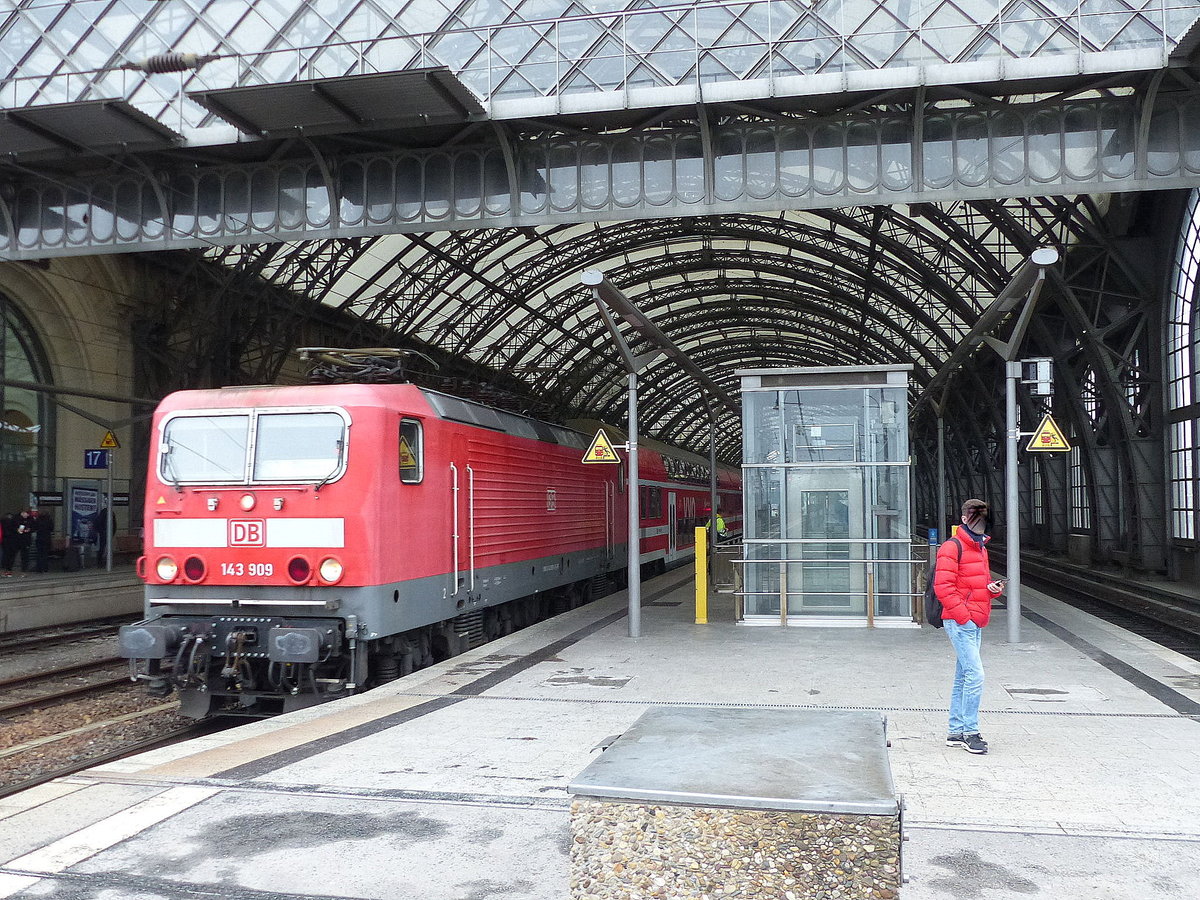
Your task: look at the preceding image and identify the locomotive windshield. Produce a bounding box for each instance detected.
[253,413,345,481]
[161,414,249,482]
[160,409,348,484]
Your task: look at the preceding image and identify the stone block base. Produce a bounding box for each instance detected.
[570,799,900,899]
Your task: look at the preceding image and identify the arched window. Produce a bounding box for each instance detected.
[0,293,53,515]
[1169,191,1200,542]
[1069,444,1090,531]
[1081,366,1099,426]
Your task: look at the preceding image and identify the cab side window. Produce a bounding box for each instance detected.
[399,419,423,484]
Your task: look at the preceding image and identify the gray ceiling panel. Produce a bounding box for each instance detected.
[187,68,485,138]
[1,99,181,157]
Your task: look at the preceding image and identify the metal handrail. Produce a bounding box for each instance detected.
[449,462,459,596]
[467,464,475,593]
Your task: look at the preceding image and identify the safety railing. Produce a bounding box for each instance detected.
[731,538,928,625]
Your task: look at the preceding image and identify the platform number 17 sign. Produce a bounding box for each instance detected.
[84,449,110,469]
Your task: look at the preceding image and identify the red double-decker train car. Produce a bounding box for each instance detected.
[119,379,740,717]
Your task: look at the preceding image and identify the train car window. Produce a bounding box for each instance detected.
[640,486,662,520]
[252,413,346,482]
[399,419,423,484]
[161,414,250,483]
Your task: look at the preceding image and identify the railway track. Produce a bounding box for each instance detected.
[0,616,136,654]
[0,656,125,692]
[0,658,130,717]
[1002,555,1200,660]
[0,720,212,801]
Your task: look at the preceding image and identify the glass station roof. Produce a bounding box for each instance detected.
[2,0,1196,143]
[0,2,1167,458]
[203,195,1106,458]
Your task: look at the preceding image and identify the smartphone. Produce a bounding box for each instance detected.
[988,579,1007,592]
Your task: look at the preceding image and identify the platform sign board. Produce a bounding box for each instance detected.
[1025,414,1071,452]
[84,449,110,469]
[583,429,621,464]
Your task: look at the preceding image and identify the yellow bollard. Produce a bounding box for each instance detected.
[695,526,708,624]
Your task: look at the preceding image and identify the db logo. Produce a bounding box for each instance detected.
[229,519,265,547]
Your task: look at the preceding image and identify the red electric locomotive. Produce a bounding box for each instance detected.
[119,370,741,718]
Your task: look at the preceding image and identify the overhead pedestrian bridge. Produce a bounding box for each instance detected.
[4,1,1200,256]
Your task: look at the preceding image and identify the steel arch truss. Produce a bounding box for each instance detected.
[915,193,1168,568]
[90,184,1175,570]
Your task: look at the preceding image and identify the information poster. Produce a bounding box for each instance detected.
[68,481,100,543]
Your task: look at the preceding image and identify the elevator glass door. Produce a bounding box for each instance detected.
[796,490,853,614]
[784,467,867,620]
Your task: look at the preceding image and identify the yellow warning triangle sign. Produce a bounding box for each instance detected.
[99,431,120,449]
[1025,414,1071,452]
[582,429,621,464]
[398,435,418,470]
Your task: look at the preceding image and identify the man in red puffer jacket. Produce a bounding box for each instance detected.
[934,499,1006,755]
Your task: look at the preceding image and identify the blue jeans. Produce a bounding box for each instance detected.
[945,619,984,735]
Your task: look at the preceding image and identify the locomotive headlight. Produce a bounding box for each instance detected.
[239,493,257,511]
[155,556,179,581]
[318,557,343,584]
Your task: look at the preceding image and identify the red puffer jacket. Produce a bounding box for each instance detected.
[934,528,992,627]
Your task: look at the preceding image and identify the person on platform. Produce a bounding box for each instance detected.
[701,507,728,538]
[10,511,33,573]
[32,509,53,573]
[93,507,115,566]
[0,511,16,576]
[934,498,1006,755]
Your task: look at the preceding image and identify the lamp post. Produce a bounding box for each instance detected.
[913,246,1059,642]
[582,270,738,637]
[982,247,1060,643]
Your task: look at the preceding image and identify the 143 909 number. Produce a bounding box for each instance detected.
[221,562,274,577]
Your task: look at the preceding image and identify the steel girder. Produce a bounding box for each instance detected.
[73,177,1176,570]
[11,73,1200,259]
[921,193,1167,568]
[354,210,996,346]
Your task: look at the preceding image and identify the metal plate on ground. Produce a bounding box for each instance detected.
[568,706,897,815]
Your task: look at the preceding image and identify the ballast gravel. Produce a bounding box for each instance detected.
[570,799,901,900]
[0,687,187,789]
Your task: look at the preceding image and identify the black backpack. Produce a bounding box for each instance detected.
[923,537,962,629]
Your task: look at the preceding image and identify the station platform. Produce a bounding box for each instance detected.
[2,569,1199,899]
[0,566,141,634]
